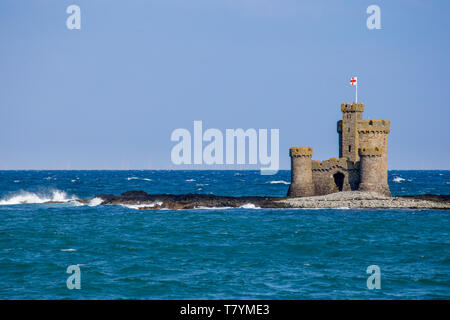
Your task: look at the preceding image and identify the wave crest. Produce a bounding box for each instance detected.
[0,190,77,205]
[267,180,290,185]
[239,203,261,209]
[88,197,103,207]
[126,177,152,182]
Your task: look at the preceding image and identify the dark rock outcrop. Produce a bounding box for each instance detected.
[95,190,289,210]
[92,190,450,210]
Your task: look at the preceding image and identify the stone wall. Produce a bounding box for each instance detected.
[311,158,359,195]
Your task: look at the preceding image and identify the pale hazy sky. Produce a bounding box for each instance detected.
[1,0,449,170]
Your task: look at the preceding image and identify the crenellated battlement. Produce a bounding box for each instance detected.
[359,146,383,157]
[311,157,359,171]
[357,120,390,134]
[290,147,313,158]
[341,102,364,113]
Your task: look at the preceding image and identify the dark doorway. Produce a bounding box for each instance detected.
[333,172,345,191]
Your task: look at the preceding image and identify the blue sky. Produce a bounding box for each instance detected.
[1,0,449,170]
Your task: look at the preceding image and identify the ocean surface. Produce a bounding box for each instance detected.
[0,170,449,300]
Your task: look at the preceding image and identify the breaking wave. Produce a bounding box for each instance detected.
[267,180,290,185]
[120,202,163,210]
[239,203,261,209]
[88,197,104,207]
[126,177,152,182]
[0,190,77,205]
[393,177,406,183]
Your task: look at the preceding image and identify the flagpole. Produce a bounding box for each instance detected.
[356,82,358,103]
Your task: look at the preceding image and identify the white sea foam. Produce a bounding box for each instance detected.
[14,180,20,183]
[393,177,406,183]
[126,177,152,182]
[121,201,163,210]
[60,248,77,252]
[186,179,196,182]
[68,200,85,207]
[88,197,104,207]
[239,203,261,209]
[267,180,290,185]
[0,190,77,205]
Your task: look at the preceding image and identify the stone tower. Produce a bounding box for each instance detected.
[288,101,391,197]
[359,146,391,196]
[287,147,315,197]
[338,102,364,162]
[356,118,390,185]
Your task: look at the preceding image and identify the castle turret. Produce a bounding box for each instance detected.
[358,146,391,196]
[357,119,390,179]
[338,102,364,162]
[287,147,315,197]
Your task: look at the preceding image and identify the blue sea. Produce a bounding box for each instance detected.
[0,170,449,300]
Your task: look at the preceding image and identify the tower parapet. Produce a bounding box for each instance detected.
[341,102,364,113]
[358,147,391,196]
[357,120,390,134]
[287,147,315,197]
[289,147,313,158]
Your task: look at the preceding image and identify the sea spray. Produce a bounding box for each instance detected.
[0,190,77,205]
